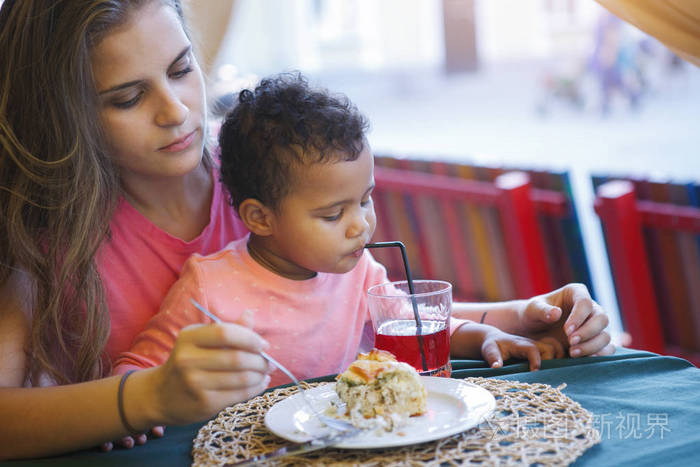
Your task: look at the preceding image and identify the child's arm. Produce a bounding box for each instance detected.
[449,319,562,371]
[113,262,207,374]
[107,257,262,451]
[113,256,247,374]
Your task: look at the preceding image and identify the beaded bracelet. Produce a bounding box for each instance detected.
[117,370,139,435]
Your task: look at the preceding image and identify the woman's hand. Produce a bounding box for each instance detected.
[151,322,271,426]
[516,283,614,357]
[120,318,272,434]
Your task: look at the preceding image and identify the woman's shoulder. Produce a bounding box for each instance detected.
[0,269,33,387]
[0,268,34,320]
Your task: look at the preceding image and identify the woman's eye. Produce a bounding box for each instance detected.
[112,93,142,109]
[170,66,193,79]
[170,52,193,79]
[360,196,373,207]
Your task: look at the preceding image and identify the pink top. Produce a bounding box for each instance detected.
[97,171,248,366]
[114,235,390,387]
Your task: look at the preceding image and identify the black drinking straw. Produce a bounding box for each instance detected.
[365,241,428,372]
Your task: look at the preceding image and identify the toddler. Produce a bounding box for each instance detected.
[114,73,553,387]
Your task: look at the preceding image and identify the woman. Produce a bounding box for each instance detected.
[0,0,612,460]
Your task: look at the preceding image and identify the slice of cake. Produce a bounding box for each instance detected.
[335,349,427,431]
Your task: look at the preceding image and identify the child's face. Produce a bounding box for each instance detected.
[265,145,377,278]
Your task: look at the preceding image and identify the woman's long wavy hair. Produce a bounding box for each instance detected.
[0,0,200,385]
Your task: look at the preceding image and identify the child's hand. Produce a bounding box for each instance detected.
[481,328,562,371]
[99,426,165,452]
[451,321,564,370]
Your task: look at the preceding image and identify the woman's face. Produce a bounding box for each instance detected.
[91,2,207,181]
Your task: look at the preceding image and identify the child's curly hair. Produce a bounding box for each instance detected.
[219,72,369,211]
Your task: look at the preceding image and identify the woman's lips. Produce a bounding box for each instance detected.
[159,130,196,152]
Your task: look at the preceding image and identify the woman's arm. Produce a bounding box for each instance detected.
[452,283,614,357]
[452,301,527,333]
[0,271,29,388]
[0,272,151,459]
[1,329,270,460]
[0,371,157,459]
[0,272,271,460]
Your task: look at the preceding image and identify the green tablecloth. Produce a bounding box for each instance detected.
[5,348,700,466]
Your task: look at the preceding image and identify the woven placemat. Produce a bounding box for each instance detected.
[192,377,600,466]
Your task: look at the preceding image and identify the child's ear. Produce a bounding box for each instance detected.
[238,199,275,236]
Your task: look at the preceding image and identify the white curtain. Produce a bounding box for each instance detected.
[183,0,700,72]
[595,0,700,66]
[183,0,237,75]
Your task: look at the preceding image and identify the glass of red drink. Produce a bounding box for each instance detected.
[367,280,452,377]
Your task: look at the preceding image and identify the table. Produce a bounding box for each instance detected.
[4,348,699,466]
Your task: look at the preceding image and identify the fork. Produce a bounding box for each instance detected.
[188,298,356,433]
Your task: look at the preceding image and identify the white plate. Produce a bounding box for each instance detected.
[264,376,495,449]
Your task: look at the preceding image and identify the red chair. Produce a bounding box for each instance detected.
[372,164,570,301]
[594,179,700,365]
